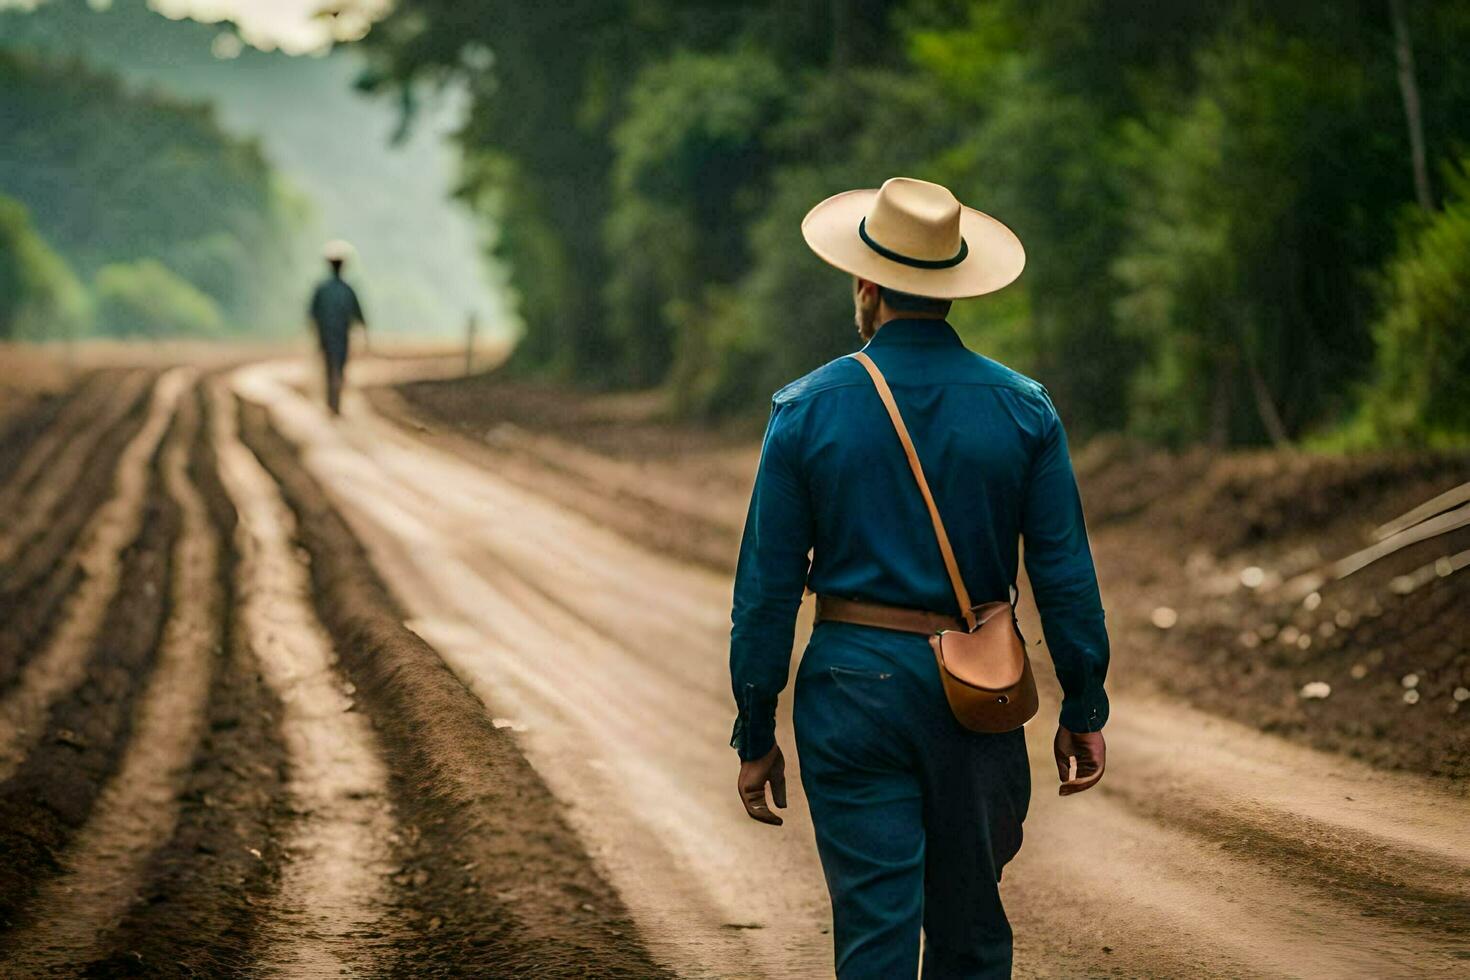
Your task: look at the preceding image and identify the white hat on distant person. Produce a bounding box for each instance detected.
[323,239,356,262]
[801,177,1025,299]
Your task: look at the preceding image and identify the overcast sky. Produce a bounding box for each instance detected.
[149,0,391,53]
[0,0,395,53]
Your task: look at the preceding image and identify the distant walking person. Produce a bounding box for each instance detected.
[730,178,1110,978]
[309,240,367,415]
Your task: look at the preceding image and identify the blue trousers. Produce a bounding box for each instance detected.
[794,623,1031,979]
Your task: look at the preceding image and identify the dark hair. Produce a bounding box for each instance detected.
[879,286,952,316]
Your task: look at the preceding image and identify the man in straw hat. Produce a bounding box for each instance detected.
[309,239,368,415]
[729,178,1109,977]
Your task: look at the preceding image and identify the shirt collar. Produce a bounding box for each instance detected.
[862,318,964,350]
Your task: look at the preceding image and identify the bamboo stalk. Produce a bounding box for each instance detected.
[1373,480,1470,540]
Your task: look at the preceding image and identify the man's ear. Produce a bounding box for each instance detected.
[855,278,879,304]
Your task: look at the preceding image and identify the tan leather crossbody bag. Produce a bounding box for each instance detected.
[850,351,1039,733]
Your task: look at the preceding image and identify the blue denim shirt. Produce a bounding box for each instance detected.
[729,319,1109,760]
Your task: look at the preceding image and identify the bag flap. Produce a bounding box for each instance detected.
[934,602,1025,690]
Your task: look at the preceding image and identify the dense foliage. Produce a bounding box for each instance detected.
[0,195,88,341]
[93,259,226,339]
[1357,158,1470,445]
[0,48,304,338]
[355,1,1470,443]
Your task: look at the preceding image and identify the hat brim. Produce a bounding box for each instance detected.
[800,189,1025,299]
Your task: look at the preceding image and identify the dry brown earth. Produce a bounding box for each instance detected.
[0,363,667,976]
[388,373,1470,780]
[0,351,1464,979]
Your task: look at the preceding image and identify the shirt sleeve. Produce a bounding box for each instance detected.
[729,400,813,761]
[349,287,366,326]
[1021,395,1110,732]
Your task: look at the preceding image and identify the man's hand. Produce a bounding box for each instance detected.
[1054,727,1105,796]
[738,744,787,825]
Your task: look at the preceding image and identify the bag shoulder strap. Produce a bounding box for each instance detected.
[851,351,977,632]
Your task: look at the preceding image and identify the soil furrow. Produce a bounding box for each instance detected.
[0,374,85,499]
[0,389,222,973]
[0,376,153,593]
[0,369,152,568]
[85,383,294,978]
[235,361,817,977]
[0,401,179,941]
[0,376,156,691]
[0,369,190,784]
[209,382,401,976]
[0,371,112,512]
[238,398,673,977]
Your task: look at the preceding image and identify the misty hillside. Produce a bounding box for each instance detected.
[1,47,306,339]
[0,0,509,338]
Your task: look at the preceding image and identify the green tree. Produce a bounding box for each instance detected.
[362,0,1470,445]
[93,259,225,338]
[606,49,788,386]
[0,194,89,341]
[360,1,640,379]
[669,67,962,417]
[908,14,1139,430]
[0,49,303,333]
[359,0,906,385]
[1114,28,1400,445]
[1360,159,1470,444]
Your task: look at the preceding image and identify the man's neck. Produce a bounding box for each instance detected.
[873,309,945,333]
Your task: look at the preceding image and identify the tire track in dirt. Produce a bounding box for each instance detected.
[238,398,672,978]
[369,385,745,572]
[0,368,189,784]
[86,384,293,977]
[1099,702,1470,938]
[0,389,221,973]
[0,394,179,940]
[1001,699,1470,979]
[209,381,401,976]
[0,369,152,568]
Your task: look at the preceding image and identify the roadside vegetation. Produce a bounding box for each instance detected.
[360,1,1470,446]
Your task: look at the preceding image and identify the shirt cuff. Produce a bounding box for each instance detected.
[730,685,778,761]
[1059,687,1109,733]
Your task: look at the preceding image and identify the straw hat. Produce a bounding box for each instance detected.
[801,177,1025,299]
[322,239,356,262]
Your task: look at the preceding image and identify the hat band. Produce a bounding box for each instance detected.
[859,217,969,270]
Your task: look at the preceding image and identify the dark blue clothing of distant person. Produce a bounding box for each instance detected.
[309,272,365,414]
[729,319,1110,978]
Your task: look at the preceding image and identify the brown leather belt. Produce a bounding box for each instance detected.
[814,595,965,636]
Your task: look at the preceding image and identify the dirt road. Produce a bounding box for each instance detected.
[0,353,1466,977]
